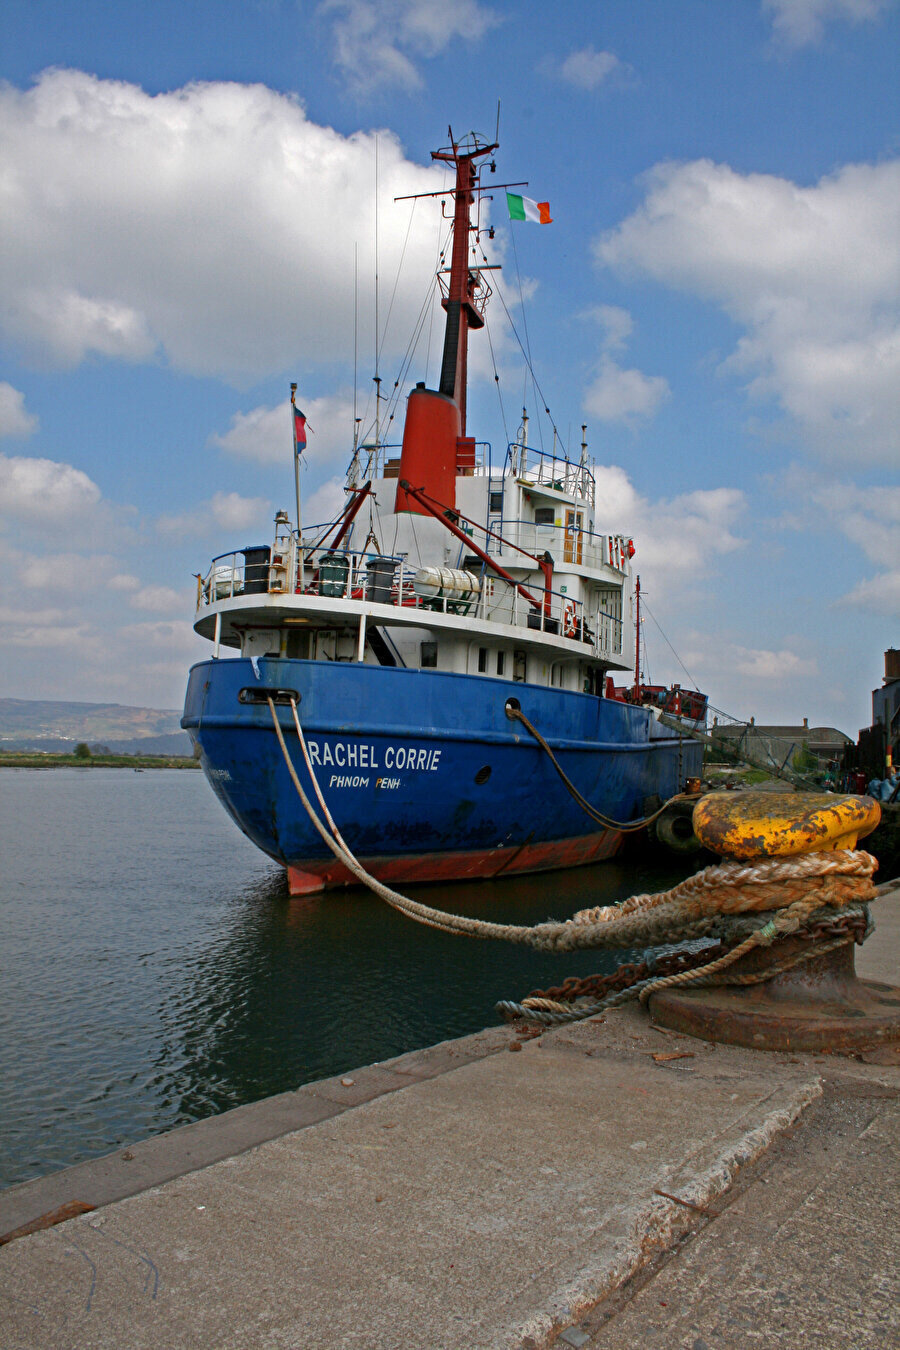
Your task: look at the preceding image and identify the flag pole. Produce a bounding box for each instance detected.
[290,383,302,590]
[290,383,301,535]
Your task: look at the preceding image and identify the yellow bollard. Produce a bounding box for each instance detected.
[649,790,900,1056]
[692,791,881,860]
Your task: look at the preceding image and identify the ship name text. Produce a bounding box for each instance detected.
[307,740,442,773]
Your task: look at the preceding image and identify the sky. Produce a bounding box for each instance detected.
[1,0,898,732]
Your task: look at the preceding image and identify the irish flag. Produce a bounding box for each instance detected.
[506,192,552,224]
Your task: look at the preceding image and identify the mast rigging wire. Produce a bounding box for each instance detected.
[479,240,563,454]
[641,597,701,692]
[483,311,509,448]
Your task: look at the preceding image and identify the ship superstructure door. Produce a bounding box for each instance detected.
[487,478,505,548]
[564,510,583,565]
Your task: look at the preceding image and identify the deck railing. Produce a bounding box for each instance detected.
[197,542,624,657]
[485,520,630,573]
[349,440,493,481]
[506,443,596,507]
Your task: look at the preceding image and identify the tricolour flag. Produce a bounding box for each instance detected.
[292,405,307,456]
[506,192,552,224]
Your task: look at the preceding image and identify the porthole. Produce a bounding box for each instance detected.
[474,765,492,785]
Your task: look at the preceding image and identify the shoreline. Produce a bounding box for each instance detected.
[0,754,199,769]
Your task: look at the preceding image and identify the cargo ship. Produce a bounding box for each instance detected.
[182,129,702,894]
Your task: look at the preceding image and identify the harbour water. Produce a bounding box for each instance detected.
[0,768,695,1190]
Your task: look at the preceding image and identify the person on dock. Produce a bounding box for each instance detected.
[867,766,898,801]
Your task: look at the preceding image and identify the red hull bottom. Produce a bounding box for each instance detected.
[286,829,622,896]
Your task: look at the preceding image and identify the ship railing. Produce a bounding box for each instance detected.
[397,562,624,656]
[350,440,493,481]
[197,549,272,607]
[505,443,596,506]
[197,543,624,658]
[484,521,631,573]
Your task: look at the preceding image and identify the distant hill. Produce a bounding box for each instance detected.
[0,698,192,756]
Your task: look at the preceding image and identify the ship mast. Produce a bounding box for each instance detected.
[393,130,508,517]
[431,132,496,435]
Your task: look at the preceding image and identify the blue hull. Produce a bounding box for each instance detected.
[182,658,701,890]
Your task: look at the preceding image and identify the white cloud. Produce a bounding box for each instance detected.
[0,451,102,520]
[157,490,271,539]
[0,383,38,439]
[596,156,900,459]
[586,304,633,351]
[582,306,669,423]
[675,633,822,721]
[799,476,900,614]
[0,601,93,652]
[304,476,350,524]
[119,618,199,651]
[130,585,186,613]
[585,360,669,422]
[558,47,624,90]
[591,464,745,578]
[211,393,357,468]
[0,70,450,378]
[763,0,894,48]
[108,573,141,592]
[19,552,117,592]
[14,291,156,367]
[209,491,271,532]
[320,0,500,93]
[731,644,818,678]
[840,571,900,613]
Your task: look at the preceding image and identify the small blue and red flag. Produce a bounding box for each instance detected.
[292,404,307,456]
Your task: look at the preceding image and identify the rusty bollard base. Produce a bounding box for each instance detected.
[651,791,900,1054]
[649,939,900,1054]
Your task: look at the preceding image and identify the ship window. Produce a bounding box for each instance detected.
[489,491,504,513]
[513,650,526,683]
[421,641,437,668]
[478,647,487,673]
[496,650,505,677]
[534,507,555,526]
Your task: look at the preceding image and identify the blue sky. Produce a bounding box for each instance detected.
[1,0,898,731]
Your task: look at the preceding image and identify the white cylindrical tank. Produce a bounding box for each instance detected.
[413,566,481,602]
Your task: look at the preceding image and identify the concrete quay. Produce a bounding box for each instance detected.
[1,890,898,1350]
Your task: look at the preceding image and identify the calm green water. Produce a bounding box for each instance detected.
[0,768,694,1189]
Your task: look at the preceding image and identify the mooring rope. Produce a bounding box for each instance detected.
[267,698,878,962]
[505,704,687,833]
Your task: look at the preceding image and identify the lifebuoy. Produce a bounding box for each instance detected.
[563,601,577,638]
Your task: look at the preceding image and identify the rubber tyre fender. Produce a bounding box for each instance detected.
[652,801,701,855]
